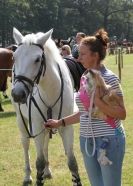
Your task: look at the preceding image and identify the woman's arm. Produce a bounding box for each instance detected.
[45,111,80,128]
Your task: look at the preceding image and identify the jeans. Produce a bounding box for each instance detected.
[80,134,125,186]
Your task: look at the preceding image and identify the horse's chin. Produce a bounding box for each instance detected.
[13,97,27,104]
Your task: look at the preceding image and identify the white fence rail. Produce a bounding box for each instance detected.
[0,69,12,70]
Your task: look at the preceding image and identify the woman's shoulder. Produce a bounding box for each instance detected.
[101,65,122,91]
[101,65,119,81]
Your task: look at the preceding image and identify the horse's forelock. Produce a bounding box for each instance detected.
[22,33,37,45]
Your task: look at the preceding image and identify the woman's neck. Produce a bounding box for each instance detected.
[87,63,103,71]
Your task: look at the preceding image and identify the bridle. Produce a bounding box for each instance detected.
[13,43,46,93]
[13,43,64,138]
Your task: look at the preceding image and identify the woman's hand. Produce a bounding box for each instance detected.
[44,119,61,128]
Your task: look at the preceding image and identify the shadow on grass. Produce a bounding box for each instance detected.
[0,111,16,118]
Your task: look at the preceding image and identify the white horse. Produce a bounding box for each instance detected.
[11,28,82,186]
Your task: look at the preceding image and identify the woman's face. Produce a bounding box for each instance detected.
[61,48,68,57]
[78,44,99,69]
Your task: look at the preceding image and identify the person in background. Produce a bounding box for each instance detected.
[45,28,126,186]
[61,45,73,59]
[72,32,86,60]
[61,44,85,92]
[72,32,86,73]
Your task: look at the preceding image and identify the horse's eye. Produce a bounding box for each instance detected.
[35,57,40,63]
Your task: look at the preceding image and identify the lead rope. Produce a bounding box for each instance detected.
[85,85,96,157]
[18,102,46,138]
[37,64,64,138]
[18,103,33,138]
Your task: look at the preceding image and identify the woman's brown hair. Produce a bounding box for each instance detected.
[81,28,109,61]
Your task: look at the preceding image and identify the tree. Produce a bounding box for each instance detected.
[0,0,133,45]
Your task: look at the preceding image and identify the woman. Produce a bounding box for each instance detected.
[45,29,126,186]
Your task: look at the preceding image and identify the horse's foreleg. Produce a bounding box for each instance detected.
[59,126,82,186]
[12,101,32,185]
[16,111,32,185]
[34,133,47,186]
[21,136,32,185]
[43,130,52,179]
[36,156,45,186]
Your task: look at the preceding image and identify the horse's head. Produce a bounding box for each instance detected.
[11,27,53,104]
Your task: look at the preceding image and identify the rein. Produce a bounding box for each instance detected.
[28,64,64,138]
[14,43,64,138]
[18,103,46,138]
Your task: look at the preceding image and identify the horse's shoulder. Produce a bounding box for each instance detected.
[0,48,13,69]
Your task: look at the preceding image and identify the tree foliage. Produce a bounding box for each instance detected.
[0,0,133,46]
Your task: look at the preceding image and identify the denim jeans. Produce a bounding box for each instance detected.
[80,134,125,186]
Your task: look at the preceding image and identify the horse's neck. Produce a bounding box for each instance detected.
[38,63,62,104]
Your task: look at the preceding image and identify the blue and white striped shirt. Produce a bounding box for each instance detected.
[76,65,125,138]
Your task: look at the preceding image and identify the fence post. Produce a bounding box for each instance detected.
[115,47,117,64]
[118,48,121,81]
[121,48,123,68]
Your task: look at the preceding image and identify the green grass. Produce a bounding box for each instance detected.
[106,54,133,186]
[0,54,133,186]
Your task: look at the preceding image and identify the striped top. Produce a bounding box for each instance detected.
[75,65,125,138]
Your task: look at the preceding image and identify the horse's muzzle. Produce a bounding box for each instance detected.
[11,88,28,104]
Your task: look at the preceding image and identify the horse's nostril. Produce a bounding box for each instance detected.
[11,89,27,103]
[21,91,26,99]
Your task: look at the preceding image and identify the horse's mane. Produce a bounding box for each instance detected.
[44,37,63,65]
[45,38,71,78]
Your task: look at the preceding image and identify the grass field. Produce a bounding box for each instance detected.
[0,54,133,186]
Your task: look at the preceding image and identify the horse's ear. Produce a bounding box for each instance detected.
[13,27,24,45]
[37,29,53,46]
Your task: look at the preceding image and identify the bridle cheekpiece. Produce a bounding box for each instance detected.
[14,43,46,93]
